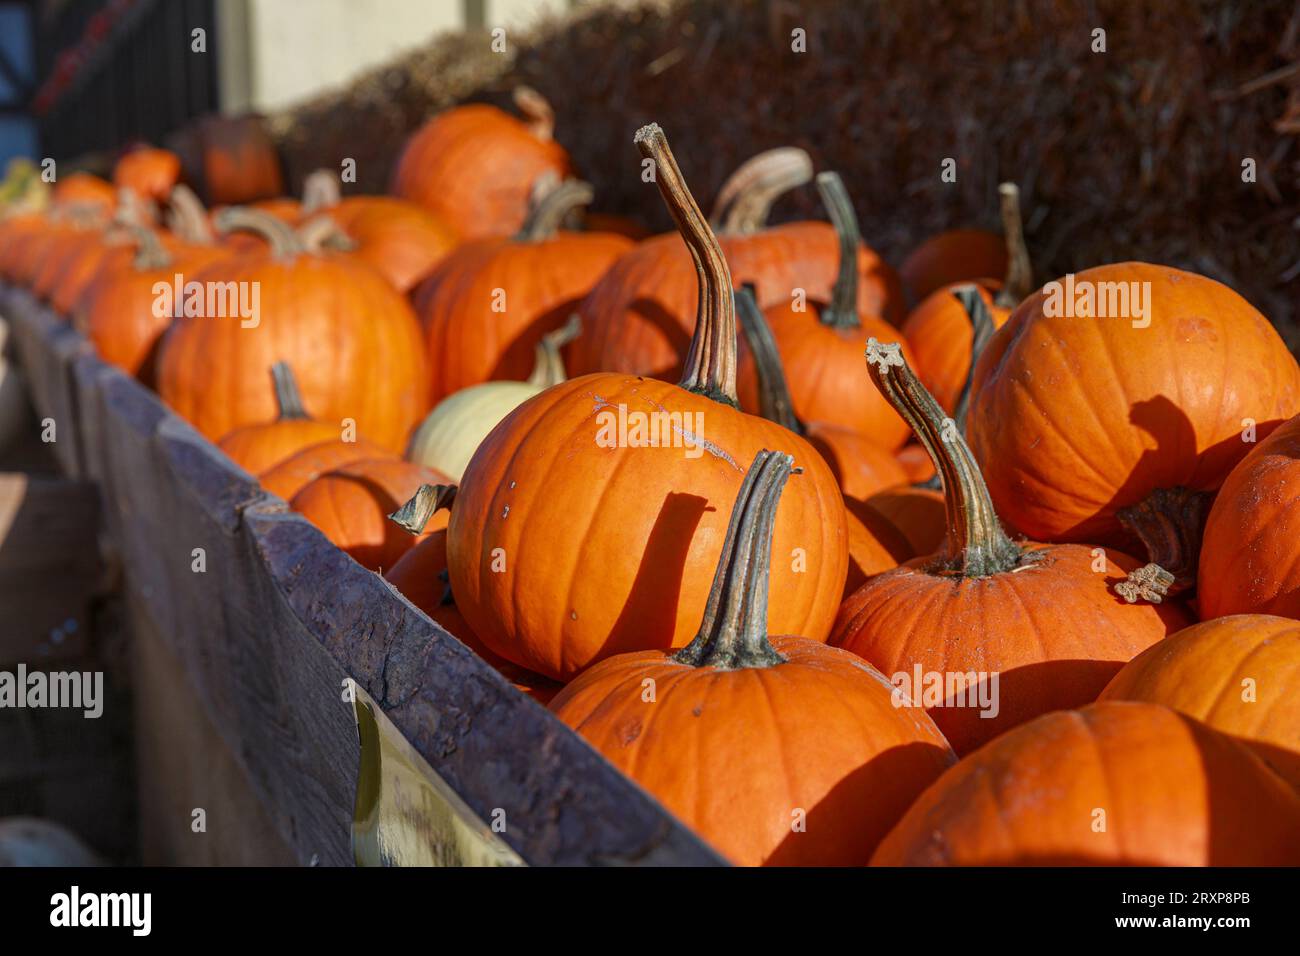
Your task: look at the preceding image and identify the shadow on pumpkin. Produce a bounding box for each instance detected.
[762,739,954,866]
[486,300,580,382]
[598,490,711,661]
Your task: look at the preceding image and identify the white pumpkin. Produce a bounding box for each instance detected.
[407,315,579,481]
[0,317,33,458]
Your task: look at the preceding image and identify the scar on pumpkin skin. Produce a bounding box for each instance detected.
[642,395,741,469]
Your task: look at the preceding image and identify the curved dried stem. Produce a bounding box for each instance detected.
[167,185,215,243]
[673,450,792,670]
[995,182,1033,308]
[1113,486,1210,602]
[513,86,555,140]
[713,147,814,235]
[297,213,358,253]
[527,313,581,387]
[128,225,174,271]
[635,123,738,405]
[734,285,802,434]
[213,207,306,259]
[301,169,342,215]
[270,362,309,420]
[389,484,459,536]
[517,179,593,241]
[952,284,997,432]
[815,171,861,330]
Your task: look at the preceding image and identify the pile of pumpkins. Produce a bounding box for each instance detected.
[1,88,1298,867]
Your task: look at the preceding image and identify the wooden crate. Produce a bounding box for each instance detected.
[0,285,721,867]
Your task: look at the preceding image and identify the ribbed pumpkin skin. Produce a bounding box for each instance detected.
[902,281,1009,412]
[290,458,450,572]
[872,701,1300,866]
[854,486,947,557]
[1198,414,1300,619]
[1100,614,1300,789]
[417,232,631,401]
[326,197,459,293]
[390,104,572,240]
[737,304,916,448]
[217,419,343,476]
[833,544,1192,754]
[969,263,1300,545]
[50,233,134,316]
[156,252,430,452]
[113,148,182,203]
[258,438,389,501]
[32,223,99,302]
[805,423,908,501]
[550,636,955,866]
[79,243,231,384]
[406,380,541,483]
[385,531,562,705]
[448,373,849,682]
[899,228,1006,304]
[568,225,902,379]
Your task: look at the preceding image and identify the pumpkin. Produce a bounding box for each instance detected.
[385,530,561,705]
[258,438,390,501]
[843,504,914,598]
[390,87,573,240]
[1197,412,1300,619]
[1100,614,1300,789]
[112,147,182,204]
[296,170,459,293]
[968,262,1300,600]
[567,147,904,379]
[414,179,631,401]
[77,226,228,384]
[291,458,450,572]
[849,485,947,558]
[29,207,111,304]
[406,314,580,482]
[735,172,916,447]
[51,172,116,213]
[168,113,285,205]
[550,450,955,866]
[872,701,1300,866]
[832,338,1191,754]
[894,443,936,483]
[418,125,848,683]
[899,227,1006,305]
[216,363,343,474]
[156,208,430,452]
[735,283,907,499]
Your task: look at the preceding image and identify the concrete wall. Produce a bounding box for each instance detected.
[216,0,578,113]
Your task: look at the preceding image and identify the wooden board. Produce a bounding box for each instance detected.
[0,287,723,867]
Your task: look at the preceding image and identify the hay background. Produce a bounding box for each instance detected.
[272,0,1300,349]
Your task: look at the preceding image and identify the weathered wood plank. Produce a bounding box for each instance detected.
[4,284,721,866]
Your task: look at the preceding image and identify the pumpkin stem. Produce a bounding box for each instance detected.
[389,483,458,536]
[673,450,792,670]
[865,338,1024,577]
[1114,563,1176,604]
[712,147,814,236]
[637,123,739,406]
[297,213,358,253]
[1112,486,1210,601]
[734,285,803,434]
[995,182,1033,308]
[513,86,555,141]
[166,185,215,244]
[527,313,581,387]
[815,171,861,330]
[951,284,997,432]
[517,179,594,241]
[269,361,309,421]
[128,225,174,271]
[212,206,307,260]
[301,169,341,214]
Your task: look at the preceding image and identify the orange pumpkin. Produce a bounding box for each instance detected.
[843,504,914,598]
[51,173,117,213]
[1100,614,1300,789]
[832,339,1191,754]
[969,262,1300,598]
[735,173,915,448]
[899,227,1007,305]
[850,485,947,558]
[414,179,632,401]
[385,530,561,705]
[902,184,1031,414]
[169,113,285,206]
[216,363,343,474]
[390,87,573,240]
[894,442,936,483]
[550,450,955,866]
[258,438,390,501]
[436,125,849,683]
[77,226,229,384]
[156,208,430,452]
[568,148,903,379]
[735,283,907,500]
[113,147,182,203]
[291,458,450,572]
[872,701,1300,865]
[1197,412,1300,619]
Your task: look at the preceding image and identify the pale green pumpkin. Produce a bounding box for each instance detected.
[406,315,579,481]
